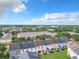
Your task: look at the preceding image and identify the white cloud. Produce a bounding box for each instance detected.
[13,4,26,13]
[43,13,65,20]
[0,0,27,16]
[31,12,79,24]
[68,18,76,22]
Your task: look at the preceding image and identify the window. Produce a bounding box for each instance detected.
[31,48,33,50]
[22,50,24,52]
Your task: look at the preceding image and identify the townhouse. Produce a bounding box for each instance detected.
[56,38,70,49]
[9,44,40,59]
[67,42,79,59]
[35,40,45,54]
[21,42,37,53]
[48,39,56,49]
[43,40,51,52]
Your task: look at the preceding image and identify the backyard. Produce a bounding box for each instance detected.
[40,49,70,59]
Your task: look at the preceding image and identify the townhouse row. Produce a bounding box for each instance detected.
[9,38,70,59]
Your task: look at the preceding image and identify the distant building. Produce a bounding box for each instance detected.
[0,33,12,44]
[17,32,55,38]
[67,42,79,59]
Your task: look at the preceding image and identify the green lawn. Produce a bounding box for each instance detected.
[40,49,70,59]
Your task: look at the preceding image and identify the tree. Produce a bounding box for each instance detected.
[35,35,49,40]
[55,32,71,38]
[72,34,79,42]
[0,32,3,38]
[11,31,18,35]
[12,36,18,43]
[18,37,26,42]
[0,44,7,58]
[26,37,32,42]
[35,35,40,40]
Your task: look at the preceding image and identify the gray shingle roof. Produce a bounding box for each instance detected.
[18,52,29,59]
[21,42,37,49]
[17,52,40,59]
[56,38,69,44]
[74,48,79,55]
[9,43,21,51]
[43,40,50,45]
[9,42,37,51]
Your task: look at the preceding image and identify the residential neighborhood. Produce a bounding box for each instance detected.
[0,0,79,59]
[0,25,79,59]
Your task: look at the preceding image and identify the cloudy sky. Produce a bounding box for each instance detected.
[0,0,79,25]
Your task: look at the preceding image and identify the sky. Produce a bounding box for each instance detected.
[0,0,79,25]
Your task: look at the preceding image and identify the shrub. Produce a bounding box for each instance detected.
[50,51,54,53]
[43,52,47,55]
